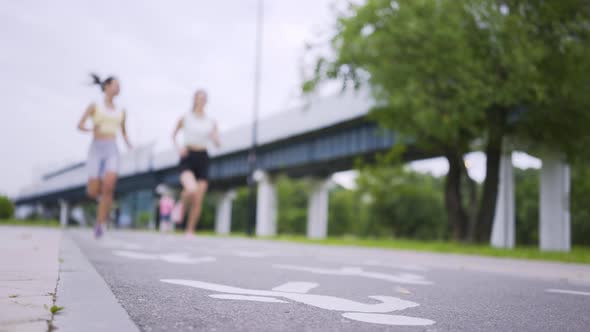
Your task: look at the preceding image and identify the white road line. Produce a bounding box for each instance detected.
[546,289,590,297]
[113,250,216,264]
[273,264,433,285]
[161,278,436,327]
[272,282,318,293]
[161,279,421,313]
[101,240,143,250]
[342,312,435,326]
[233,251,271,258]
[210,294,288,303]
[363,260,429,272]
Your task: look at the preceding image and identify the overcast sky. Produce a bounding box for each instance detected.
[0,0,341,196]
[0,0,541,197]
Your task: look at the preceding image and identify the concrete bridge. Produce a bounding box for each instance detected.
[14,92,572,251]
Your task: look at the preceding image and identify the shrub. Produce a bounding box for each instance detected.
[0,195,15,219]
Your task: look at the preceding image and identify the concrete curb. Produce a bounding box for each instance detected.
[53,233,139,332]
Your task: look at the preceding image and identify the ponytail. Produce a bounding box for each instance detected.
[90,73,102,87]
[89,73,116,92]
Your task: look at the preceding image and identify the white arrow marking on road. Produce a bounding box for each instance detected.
[101,240,143,250]
[342,312,435,326]
[546,289,590,297]
[317,257,428,272]
[363,259,429,272]
[159,253,216,264]
[272,282,319,293]
[210,294,288,303]
[273,264,433,285]
[233,251,271,258]
[160,279,435,326]
[112,251,154,260]
[394,286,412,295]
[161,279,418,312]
[232,250,301,258]
[113,250,216,264]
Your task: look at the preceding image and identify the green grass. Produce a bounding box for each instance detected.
[14,222,585,264]
[168,229,590,264]
[0,219,60,227]
[267,235,590,265]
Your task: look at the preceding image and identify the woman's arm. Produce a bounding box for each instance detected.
[77,103,95,132]
[172,117,187,157]
[121,110,133,150]
[209,121,221,148]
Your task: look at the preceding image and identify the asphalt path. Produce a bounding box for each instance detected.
[68,230,590,331]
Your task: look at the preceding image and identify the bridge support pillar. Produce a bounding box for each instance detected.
[255,171,277,237]
[307,179,335,239]
[215,190,236,235]
[540,154,570,252]
[71,204,87,226]
[35,204,46,219]
[59,200,69,228]
[491,153,515,249]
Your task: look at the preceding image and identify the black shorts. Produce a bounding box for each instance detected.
[179,150,209,180]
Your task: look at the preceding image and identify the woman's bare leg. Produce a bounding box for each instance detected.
[186,180,208,234]
[97,172,117,226]
[180,171,198,233]
[87,178,101,199]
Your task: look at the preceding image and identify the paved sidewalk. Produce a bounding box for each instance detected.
[2,226,589,331]
[0,226,61,332]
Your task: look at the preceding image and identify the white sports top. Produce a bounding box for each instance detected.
[92,102,125,136]
[183,112,214,147]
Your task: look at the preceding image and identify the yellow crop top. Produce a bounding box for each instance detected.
[92,102,124,136]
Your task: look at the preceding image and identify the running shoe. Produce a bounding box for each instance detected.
[94,223,105,239]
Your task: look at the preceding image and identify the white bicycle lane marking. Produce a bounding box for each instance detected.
[160,279,435,326]
[100,239,144,250]
[112,250,216,264]
[546,289,590,297]
[210,294,289,303]
[273,264,433,285]
[233,250,273,258]
[318,257,429,272]
[363,259,429,272]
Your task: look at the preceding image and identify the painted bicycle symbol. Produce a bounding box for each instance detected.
[161,279,435,326]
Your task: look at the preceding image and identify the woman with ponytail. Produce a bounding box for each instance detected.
[77,74,132,238]
[172,89,220,238]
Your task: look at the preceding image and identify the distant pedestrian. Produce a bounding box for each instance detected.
[171,200,184,227]
[77,74,133,238]
[172,89,220,238]
[159,192,176,232]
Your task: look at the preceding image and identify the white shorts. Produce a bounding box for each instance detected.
[87,139,119,179]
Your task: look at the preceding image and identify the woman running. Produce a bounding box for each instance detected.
[77,74,133,238]
[172,89,220,237]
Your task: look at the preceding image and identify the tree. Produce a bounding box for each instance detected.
[514,168,539,245]
[231,188,252,233]
[356,165,449,240]
[276,175,310,235]
[228,178,312,235]
[571,162,590,246]
[510,1,590,160]
[328,188,366,236]
[305,0,590,242]
[511,165,590,247]
[0,195,15,219]
[196,196,216,231]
